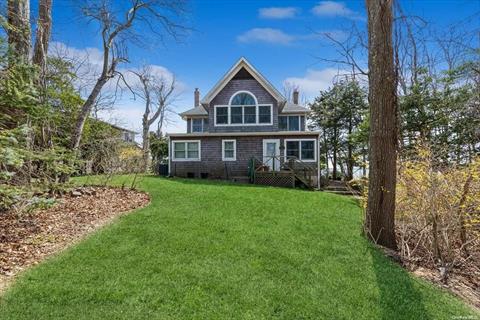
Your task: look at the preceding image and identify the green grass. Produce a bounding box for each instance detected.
[0,176,477,319]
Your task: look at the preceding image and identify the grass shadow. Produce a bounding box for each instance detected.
[157,176,302,190]
[368,245,431,320]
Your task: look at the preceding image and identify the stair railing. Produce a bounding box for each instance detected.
[249,155,316,188]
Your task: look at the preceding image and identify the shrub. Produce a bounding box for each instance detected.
[347,177,368,193]
[395,146,479,282]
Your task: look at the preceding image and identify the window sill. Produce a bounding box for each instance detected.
[172,159,201,162]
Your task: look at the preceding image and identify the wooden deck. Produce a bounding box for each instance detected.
[249,156,316,190]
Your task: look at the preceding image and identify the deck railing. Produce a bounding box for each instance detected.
[248,155,316,189]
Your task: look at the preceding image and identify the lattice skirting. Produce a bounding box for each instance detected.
[254,172,295,188]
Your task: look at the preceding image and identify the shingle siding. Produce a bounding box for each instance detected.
[170,135,318,179]
[168,62,318,184]
[208,79,278,133]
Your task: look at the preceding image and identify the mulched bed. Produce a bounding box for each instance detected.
[380,245,480,310]
[0,186,150,293]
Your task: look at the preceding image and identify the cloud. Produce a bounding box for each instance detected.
[283,68,349,101]
[237,28,347,46]
[311,1,364,21]
[48,42,188,136]
[49,41,185,93]
[237,28,295,45]
[258,7,299,19]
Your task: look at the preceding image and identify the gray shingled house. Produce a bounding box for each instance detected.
[167,58,320,189]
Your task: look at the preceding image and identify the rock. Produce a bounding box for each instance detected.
[71,191,82,197]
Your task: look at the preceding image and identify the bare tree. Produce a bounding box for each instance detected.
[7,0,31,63]
[70,0,188,151]
[364,0,398,250]
[132,66,176,171]
[32,0,53,86]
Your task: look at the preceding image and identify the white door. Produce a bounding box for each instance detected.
[263,139,280,171]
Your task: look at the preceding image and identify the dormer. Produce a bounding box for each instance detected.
[180,88,209,133]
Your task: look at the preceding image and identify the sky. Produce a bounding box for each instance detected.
[29,0,480,136]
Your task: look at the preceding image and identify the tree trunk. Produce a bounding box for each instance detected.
[33,0,52,86]
[323,128,329,180]
[71,77,108,150]
[365,0,397,250]
[7,0,31,63]
[362,147,367,177]
[458,174,472,254]
[142,115,151,172]
[347,117,354,180]
[332,126,338,180]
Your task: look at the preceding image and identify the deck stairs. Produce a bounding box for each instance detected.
[323,180,360,196]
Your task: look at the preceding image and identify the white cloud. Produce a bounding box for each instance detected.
[259,7,299,19]
[237,28,295,45]
[312,1,364,21]
[49,42,185,93]
[48,42,188,137]
[237,28,347,46]
[284,68,350,101]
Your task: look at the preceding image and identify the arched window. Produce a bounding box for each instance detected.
[214,90,272,126]
[230,92,256,105]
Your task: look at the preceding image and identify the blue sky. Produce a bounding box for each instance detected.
[31,0,480,134]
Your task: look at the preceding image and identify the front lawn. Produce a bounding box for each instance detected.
[0,176,477,319]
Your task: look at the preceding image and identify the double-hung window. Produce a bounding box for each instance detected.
[243,106,256,124]
[173,141,201,161]
[216,107,228,124]
[191,119,203,133]
[231,106,243,124]
[222,140,236,161]
[279,116,300,131]
[259,105,272,124]
[285,139,316,161]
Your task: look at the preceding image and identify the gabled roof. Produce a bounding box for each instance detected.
[179,105,208,119]
[93,118,138,134]
[281,102,310,114]
[201,57,285,104]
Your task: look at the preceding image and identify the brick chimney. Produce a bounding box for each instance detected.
[293,89,299,104]
[194,88,200,107]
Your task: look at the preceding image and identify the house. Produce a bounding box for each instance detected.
[89,118,138,144]
[81,120,140,175]
[167,58,320,188]
[108,123,137,144]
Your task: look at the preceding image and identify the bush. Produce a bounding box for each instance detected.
[395,146,479,282]
[347,177,368,193]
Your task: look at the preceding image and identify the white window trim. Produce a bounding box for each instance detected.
[279,115,301,131]
[172,140,201,162]
[214,90,273,127]
[214,104,273,126]
[258,105,273,125]
[190,118,204,133]
[214,105,229,126]
[284,139,317,162]
[222,139,237,161]
[228,90,258,105]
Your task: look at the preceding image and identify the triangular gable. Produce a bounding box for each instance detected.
[201,57,285,104]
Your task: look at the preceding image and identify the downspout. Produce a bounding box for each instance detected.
[317,136,320,189]
[167,136,171,177]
